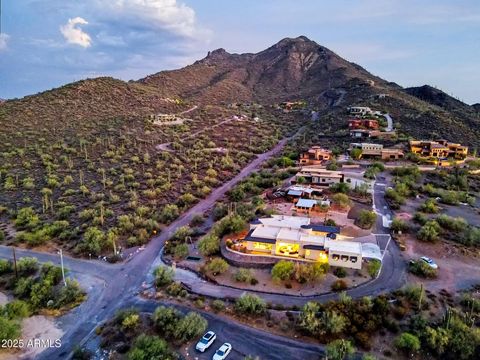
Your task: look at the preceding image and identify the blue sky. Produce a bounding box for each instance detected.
[1,0,479,104]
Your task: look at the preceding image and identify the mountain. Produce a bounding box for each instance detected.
[472,103,480,112]
[139,36,388,106]
[405,85,478,116]
[1,36,480,146]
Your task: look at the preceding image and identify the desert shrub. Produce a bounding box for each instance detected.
[294,263,328,283]
[170,226,193,243]
[197,233,220,256]
[417,220,441,242]
[79,227,106,255]
[391,218,409,233]
[152,306,181,338]
[165,282,187,297]
[205,258,229,275]
[214,214,246,236]
[271,260,294,281]
[211,299,225,312]
[159,204,179,224]
[436,214,468,232]
[0,259,12,274]
[419,198,439,213]
[173,243,189,260]
[330,182,350,194]
[0,317,21,342]
[367,260,381,278]
[460,226,480,247]
[413,212,428,225]
[394,332,420,355]
[173,312,208,343]
[16,257,39,275]
[4,300,31,319]
[56,279,85,308]
[326,339,355,360]
[332,193,351,209]
[331,279,348,292]
[153,266,174,287]
[408,260,437,278]
[356,210,376,229]
[235,293,266,316]
[385,189,406,209]
[234,268,253,283]
[127,334,174,360]
[334,267,347,278]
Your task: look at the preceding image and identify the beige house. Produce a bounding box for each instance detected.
[242,215,379,269]
[293,167,345,186]
[350,143,404,160]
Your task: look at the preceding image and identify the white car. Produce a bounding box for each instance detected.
[212,343,232,360]
[195,331,216,352]
[420,256,438,269]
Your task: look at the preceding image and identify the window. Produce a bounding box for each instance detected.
[350,256,357,263]
[341,255,349,262]
[305,250,311,256]
[332,254,339,261]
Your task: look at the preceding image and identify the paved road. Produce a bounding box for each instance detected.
[383,113,393,132]
[125,298,325,360]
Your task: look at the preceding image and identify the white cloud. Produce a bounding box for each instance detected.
[98,0,209,39]
[0,34,10,51]
[60,17,92,47]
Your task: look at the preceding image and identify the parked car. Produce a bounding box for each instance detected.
[213,343,232,360]
[195,331,216,352]
[420,256,438,269]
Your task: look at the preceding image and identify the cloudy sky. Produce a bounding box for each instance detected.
[1,0,479,104]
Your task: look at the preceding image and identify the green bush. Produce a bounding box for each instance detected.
[4,300,31,319]
[271,260,294,281]
[211,299,225,312]
[356,210,377,229]
[153,266,174,287]
[419,198,439,213]
[394,332,420,355]
[205,258,229,275]
[0,317,21,342]
[436,214,467,232]
[391,218,409,233]
[367,260,381,278]
[159,204,179,224]
[198,233,220,256]
[173,243,189,260]
[16,257,39,275]
[173,312,208,343]
[0,259,12,274]
[408,260,437,279]
[234,268,253,283]
[152,306,181,338]
[326,339,355,360]
[127,334,174,360]
[417,220,441,242]
[235,293,266,316]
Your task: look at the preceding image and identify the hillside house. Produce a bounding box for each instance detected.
[348,119,379,130]
[242,215,381,269]
[409,139,468,160]
[348,106,373,116]
[299,146,332,165]
[350,143,404,160]
[293,167,345,186]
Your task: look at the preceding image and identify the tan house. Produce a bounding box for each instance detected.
[242,215,381,269]
[293,167,345,186]
[299,146,332,165]
[350,143,404,160]
[409,139,468,160]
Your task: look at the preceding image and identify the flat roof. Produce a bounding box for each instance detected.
[295,198,317,208]
[287,189,303,196]
[257,215,311,229]
[326,239,362,255]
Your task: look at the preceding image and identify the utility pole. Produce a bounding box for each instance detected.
[12,247,18,279]
[59,249,66,287]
